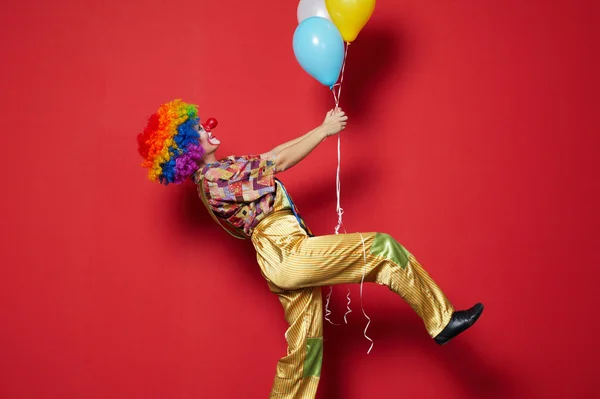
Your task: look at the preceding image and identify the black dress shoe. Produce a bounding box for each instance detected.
[434,303,484,345]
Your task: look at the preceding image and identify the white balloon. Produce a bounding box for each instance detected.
[297,0,331,24]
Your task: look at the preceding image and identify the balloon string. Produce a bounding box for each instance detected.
[332,89,339,108]
[333,42,349,235]
[359,233,374,354]
[339,44,373,353]
[343,288,352,324]
[334,133,344,234]
[330,42,349,110]
[337,42,349,108]
[325,286,339,326]
[324,41,350,327]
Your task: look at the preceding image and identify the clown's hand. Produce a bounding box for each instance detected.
[322,108,348,137]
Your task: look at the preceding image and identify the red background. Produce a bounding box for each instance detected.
[2,0,599,398]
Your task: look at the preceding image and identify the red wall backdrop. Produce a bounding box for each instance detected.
[1,0,599,398]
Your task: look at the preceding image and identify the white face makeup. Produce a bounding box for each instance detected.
[197,124,220,154]
[205,127,220,145]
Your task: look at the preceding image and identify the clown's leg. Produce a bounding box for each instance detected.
[267,284,323,399]
[263,231,454,338]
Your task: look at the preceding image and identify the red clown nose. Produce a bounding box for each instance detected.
[202,117,218,132]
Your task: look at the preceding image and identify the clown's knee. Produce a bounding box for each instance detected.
[302,337,323,378]
[372,232,411,269]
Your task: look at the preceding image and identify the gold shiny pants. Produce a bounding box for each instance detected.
[251,211,454,399]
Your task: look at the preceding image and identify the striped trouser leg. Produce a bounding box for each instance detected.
[267,284,323,399]
[252,213,454,338]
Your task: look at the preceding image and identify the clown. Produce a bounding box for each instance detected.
[137,99,484,399]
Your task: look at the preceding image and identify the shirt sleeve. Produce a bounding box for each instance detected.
[205,154,277,203]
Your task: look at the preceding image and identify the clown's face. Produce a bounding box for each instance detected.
[197,123,220,155]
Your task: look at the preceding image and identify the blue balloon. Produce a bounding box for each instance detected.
[293,16,344,87]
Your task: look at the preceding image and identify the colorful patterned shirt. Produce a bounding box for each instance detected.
[194,154,311,238]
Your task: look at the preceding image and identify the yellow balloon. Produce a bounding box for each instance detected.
[325,0,376,43]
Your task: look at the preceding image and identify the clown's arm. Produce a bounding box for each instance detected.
[264,124,324,156]
[261,109,347,173]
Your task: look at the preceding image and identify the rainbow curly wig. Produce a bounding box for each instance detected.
[137,99,205,185]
